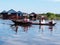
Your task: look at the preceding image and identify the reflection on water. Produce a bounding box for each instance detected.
[39,25,54,34]
[11,23,54,35]
[22,26,29,32]
[11,24,31,33]
[39,25,44,32]
[49,26,53,32]
[0,20,60,45]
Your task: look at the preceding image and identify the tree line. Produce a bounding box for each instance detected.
[39,12,60,20]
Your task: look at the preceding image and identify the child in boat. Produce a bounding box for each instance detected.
[49,18,55,24]
[41,19,45,24]
[26,18,30,22]
[40,16,45,24]
[24,17,30,22]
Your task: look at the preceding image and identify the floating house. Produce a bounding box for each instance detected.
[17,11,23,19]
[29,12,37,20]
[0,10,8,19]
[23,13,29,19]
[0,9,23,19]
[7,9,23,19]
[7,9,17,19]
[0,13,2,18]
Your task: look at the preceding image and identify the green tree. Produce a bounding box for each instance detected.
[46,12,56,20]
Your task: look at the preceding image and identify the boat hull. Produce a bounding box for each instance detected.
[12,20,32,26]
[32,22,56,26]
[12,20,56,26]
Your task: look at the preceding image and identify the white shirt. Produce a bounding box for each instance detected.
[49,20,55,24]
[52,20,55,24]
[41,19,45,24]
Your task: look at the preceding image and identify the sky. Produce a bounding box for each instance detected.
[0,0,60,14]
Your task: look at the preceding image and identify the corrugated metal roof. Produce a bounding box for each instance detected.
[17,11,22,13]
[1,10,7,13]
[8,9,16,13]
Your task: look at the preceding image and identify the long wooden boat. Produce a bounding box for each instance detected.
[12,20,32,26]
[12,20,56,26]
[32,22,56,26]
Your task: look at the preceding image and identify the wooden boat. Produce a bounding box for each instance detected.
[12,20,32,26]
[12,20,56,26]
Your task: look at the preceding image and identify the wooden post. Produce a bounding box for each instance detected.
[16,13,18,20]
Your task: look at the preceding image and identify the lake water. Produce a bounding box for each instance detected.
[0,19,60,45]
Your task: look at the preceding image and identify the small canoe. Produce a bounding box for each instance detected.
[12,20,56,26]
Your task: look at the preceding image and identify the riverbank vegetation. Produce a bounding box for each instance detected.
[38,12,60,20]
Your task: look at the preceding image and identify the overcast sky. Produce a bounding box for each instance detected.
[0,0,60,13]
